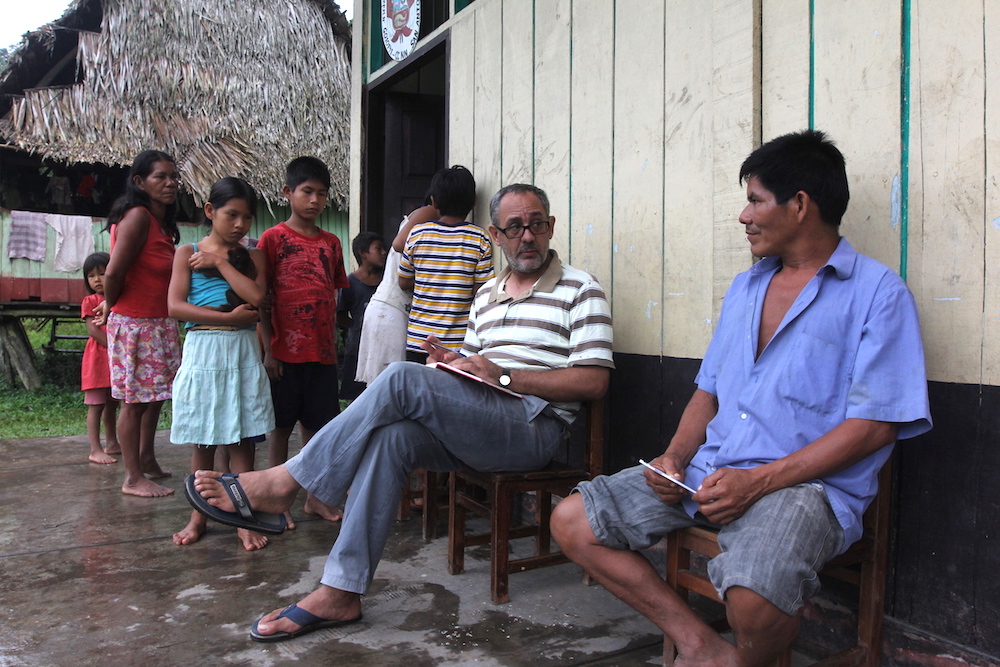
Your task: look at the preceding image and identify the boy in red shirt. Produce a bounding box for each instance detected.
[258,157,350,525]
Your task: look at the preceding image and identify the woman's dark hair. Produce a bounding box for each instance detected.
[82,251,110,294]
[105,150,180,243]
[204,177,258,227]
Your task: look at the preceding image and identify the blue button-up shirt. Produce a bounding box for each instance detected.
[685,238,932,550]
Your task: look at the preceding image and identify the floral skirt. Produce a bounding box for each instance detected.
[106,312,181,404]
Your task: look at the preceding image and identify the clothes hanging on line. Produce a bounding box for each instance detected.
[7,210,48,261]
[46,214,96,273]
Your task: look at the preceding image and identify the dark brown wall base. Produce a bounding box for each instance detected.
[607,353,701,472]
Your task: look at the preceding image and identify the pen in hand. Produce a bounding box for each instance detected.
[638,459,698,494]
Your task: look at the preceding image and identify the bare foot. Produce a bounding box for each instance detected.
[105,443,122,455]
[284,510,297,531]
[122,477,174,497]
[89,451,118,464]
[673,632,739,667]
[254,585,362,639]
[144,464,172,479]
[303,493,343,522]
[173,513,207,545]
[193,467,300,515]
[238,528,269,551]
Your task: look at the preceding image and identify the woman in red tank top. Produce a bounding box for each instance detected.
[100,150,183,498]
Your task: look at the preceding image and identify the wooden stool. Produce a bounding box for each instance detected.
[447,399,605,603]
[663,461,892,666]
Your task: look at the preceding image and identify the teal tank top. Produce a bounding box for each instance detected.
[186,243,237,329]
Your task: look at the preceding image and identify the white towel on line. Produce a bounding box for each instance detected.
[45,214,96,273]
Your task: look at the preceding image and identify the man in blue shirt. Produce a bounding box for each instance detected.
[552,130,932,666]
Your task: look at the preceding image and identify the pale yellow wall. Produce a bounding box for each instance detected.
[906,0,991,385]
[352,0,1000,384]
[443,0,757,358]
[985,1,1000,385]
[759,0,995,385]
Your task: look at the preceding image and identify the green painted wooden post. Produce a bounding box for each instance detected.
[370,0,385,77]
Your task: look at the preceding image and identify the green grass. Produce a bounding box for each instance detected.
[0,383,91,439]
[1,319,171,439]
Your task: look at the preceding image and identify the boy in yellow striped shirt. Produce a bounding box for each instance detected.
[397,165,493,361]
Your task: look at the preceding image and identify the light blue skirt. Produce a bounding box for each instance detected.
[170,329,275,446]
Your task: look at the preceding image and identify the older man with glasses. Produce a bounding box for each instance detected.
[186,183,616,643]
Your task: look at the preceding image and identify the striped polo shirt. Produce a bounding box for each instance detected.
[462,251,615,422]
[399,221,494,351]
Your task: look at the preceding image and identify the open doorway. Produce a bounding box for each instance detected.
[363,41,447,243]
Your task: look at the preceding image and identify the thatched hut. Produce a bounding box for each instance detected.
[0,0,351,390]
[0,0,351,208]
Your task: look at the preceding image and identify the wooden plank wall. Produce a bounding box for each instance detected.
[612,0,666,354]
[663,3,723,357]
[567,2,614,285]
[470,3,503,230]
[447,0,757,358]
[445,0,1000,381]
[986,0,1000,386]
[762,0,995,389]
[813,1,902,271]
[908,0,989,387]
[533,0,571,260]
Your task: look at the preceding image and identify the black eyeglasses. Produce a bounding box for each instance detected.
[496,219,551,239]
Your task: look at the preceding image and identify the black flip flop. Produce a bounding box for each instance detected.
[184,473,287,536]
[250,603,363,642]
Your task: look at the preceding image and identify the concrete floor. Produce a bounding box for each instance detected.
[0,431,811,666]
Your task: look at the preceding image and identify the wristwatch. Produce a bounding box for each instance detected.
[498,369,512,387]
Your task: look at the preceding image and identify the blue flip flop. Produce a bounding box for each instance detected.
[183,473,287,536]
[250,603,363,642]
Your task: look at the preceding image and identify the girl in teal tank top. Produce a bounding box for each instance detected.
[166,177,276,551]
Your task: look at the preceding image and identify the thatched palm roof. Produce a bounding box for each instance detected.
[0,0,351,208]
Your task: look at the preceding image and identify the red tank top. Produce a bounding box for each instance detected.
[110,208,175,318]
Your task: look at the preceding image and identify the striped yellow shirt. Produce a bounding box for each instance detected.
[398,221,494,351]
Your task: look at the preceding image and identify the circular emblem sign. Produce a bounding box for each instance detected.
[381,0,421,62]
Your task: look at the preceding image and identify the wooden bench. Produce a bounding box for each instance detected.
[447,399,605,603]
[663,461,892,666]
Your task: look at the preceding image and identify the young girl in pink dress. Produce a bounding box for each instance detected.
[81,251,120,464]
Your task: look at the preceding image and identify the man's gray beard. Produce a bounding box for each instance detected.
[504,244,545,275]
